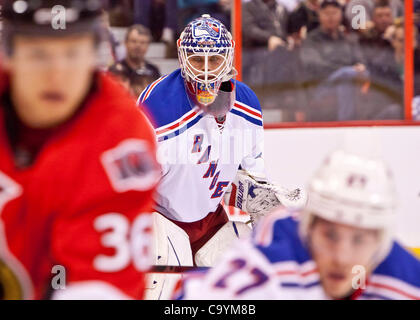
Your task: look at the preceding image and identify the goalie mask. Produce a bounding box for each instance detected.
[178,14,237,117]
[299,150,397,267]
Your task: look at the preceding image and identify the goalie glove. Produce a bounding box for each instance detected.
[224,170,307,226]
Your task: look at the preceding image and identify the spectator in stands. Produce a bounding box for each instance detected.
[345,0,403,28]
[277,0,305,12]
[346,17,404,121]
[177,0,232,33]
[359,0,394,46]
[287,0,321,46]
[242,0,290,50]
[359,18,405,119]
[380,19,405,82]
[109,25,161,98]
[415,0,420,36]
[359,1,395,87]
[107,0,133,26]
[98,10,125,70]
[133,0,178,43]
[242,0,307,118]
[382,19,405,80]
[300,0,369,121]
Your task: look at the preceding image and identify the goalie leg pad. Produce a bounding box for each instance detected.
[144,213,193,300]
[194,221,252,267]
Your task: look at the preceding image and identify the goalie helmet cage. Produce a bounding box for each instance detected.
[231,0,416,125]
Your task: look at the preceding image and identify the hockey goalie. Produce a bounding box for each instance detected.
[138,14,307,299]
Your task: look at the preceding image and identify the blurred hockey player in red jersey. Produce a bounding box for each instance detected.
[0,0,160,299]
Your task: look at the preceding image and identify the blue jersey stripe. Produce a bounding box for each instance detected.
[230,109,263,126]
[157,114,203,142]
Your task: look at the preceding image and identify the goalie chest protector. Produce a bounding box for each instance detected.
[139,69,265,223]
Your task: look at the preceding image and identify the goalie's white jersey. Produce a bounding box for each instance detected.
[138,69,265,223]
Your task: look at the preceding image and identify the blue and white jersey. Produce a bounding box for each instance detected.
[176,209,420,300]
[138,69,265,222]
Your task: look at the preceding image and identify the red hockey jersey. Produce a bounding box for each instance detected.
[0,73,160,300]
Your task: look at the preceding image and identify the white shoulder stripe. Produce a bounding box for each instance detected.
[272,261,319,285]
[364,286,408,300]
[156,112,202,138]
[368,274,420,300]
[155,107,200,132]
[232,106,263,122]
[273,260,317,273]
[235,100,262,115]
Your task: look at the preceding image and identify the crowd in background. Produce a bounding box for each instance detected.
[102,0,232,97]
[101,0,420,122]
[242,0,409,122]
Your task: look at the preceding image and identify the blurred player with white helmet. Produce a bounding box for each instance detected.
[175,150,420,300]
[138,14,305,299]
[0,0,160,299]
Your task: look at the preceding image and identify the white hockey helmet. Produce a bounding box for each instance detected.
[299,150,397,265]
[177,14,236,113]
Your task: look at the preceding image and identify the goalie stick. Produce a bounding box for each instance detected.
[150,265,210,273]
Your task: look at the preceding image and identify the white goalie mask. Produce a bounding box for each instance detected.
[299,150,397,267]
[178,14,237,116]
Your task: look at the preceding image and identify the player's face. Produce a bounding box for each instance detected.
[309,217,380,299]
[5,34,96,129]
[187,54,226,81]
[126,31,150,63]
[319,6,342,32]
[372,7,393,33]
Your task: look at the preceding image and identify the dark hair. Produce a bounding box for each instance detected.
[125,24,152,42]
[320,0,341,10]
[373,0,392,11]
